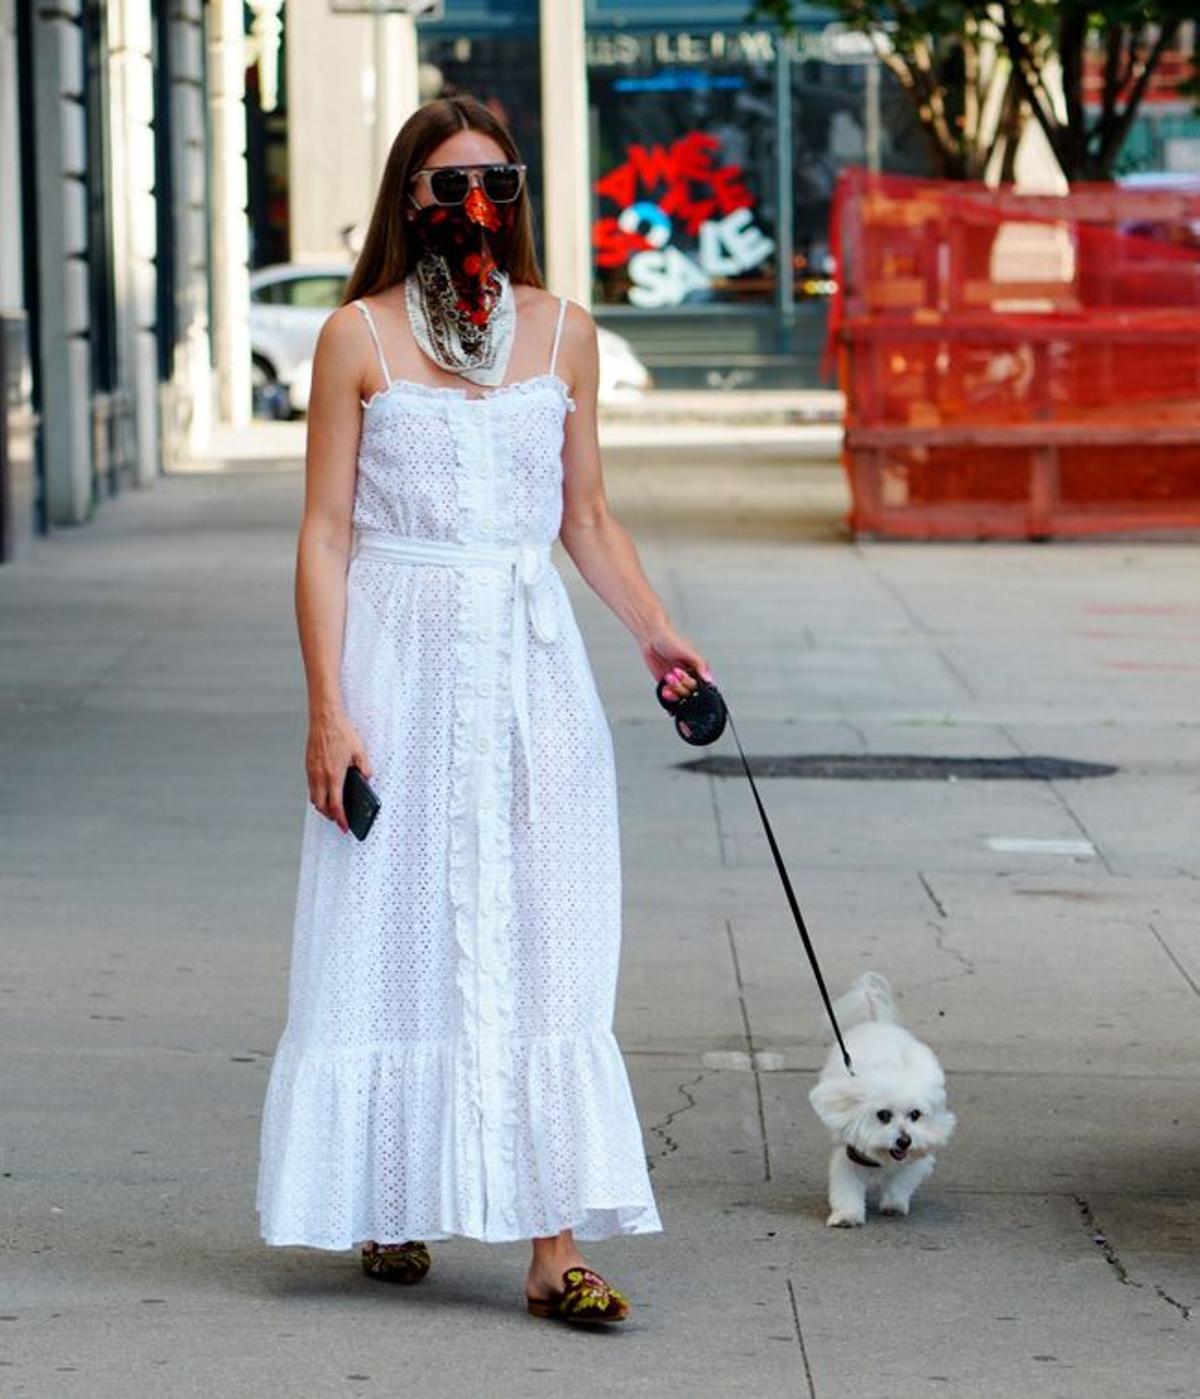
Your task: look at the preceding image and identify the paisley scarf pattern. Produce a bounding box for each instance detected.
[407,186,519,386]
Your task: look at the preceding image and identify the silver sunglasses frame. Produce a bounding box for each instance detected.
[408,162,528,207]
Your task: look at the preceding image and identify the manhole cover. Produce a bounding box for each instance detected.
[679,754,1118,781]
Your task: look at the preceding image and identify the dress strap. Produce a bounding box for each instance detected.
[548,296,568,376]
[353,298,393,388]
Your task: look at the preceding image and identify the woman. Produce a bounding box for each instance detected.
[255,94,711,1326]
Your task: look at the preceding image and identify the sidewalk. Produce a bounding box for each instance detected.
[598,386,845,425]
[1,426,1197,1397]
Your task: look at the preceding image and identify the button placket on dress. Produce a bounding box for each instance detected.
[445,401,489,1238]
[468,402,520,1241]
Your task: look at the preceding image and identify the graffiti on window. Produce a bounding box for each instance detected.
[593,132,775,308]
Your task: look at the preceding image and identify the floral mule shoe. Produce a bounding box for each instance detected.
[525,1266,632,1325]
[360,1239,432,1284]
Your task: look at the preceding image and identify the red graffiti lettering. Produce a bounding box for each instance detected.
[671,131,722,180]
[593,216,654,269]
[593,130,754,238]
[710,164,754,214]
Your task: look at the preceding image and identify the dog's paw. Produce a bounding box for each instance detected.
[826,1210,864,1228]
[879,1201,911,1217]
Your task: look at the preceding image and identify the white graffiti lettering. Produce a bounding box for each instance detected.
[626,208,775,308]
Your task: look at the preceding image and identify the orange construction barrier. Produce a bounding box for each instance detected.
[829,169,1200,539]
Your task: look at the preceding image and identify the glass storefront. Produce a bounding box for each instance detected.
[585,9,932,386]
[589,36,780,311]
[419,3,933,388]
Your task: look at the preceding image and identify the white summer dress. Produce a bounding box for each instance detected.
[255,293,662,1249]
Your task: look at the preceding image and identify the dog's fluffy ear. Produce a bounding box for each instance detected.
[924,1107,957,1147]
[809,1076,864,1130]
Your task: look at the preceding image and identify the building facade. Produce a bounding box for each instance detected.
[0,0,249,564]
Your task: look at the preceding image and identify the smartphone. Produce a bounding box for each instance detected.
[342,764,381,841]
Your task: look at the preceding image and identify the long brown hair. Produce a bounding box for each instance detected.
[342,95,544,304]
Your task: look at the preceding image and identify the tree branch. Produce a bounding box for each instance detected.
[996,5,1066,168]
[1058,3,1088,174]
[1100,23,1122,132]
[1098,20,1181,171]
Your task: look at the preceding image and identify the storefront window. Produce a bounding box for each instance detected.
[588,32,778,308]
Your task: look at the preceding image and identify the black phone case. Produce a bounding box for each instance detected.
[343,765,381,841]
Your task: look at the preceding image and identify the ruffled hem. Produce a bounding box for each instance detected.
[255,1028,663,1251]
[260,1203,662,1253]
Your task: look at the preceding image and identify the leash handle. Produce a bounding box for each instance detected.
[723,700,854,1074]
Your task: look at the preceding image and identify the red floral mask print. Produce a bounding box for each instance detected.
[409,186,519,328]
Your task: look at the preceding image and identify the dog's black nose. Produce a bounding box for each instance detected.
[896,1134,912,1152]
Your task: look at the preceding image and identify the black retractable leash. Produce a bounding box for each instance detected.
[656,669,854,1073]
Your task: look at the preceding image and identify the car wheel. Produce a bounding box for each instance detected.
[252,356,290,420]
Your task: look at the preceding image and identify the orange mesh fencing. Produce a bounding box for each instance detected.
[829,169,1200,538]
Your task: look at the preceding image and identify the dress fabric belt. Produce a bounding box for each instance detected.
[352,529,560,822]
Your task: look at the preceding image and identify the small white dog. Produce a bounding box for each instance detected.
[809,972,955,1227]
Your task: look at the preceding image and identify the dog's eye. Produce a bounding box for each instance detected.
[909,1109,922,1121]
[876,1109,893,1124]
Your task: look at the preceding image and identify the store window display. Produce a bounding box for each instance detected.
[590,50,778,309]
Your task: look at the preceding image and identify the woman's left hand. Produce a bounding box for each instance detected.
[639,622,714,702]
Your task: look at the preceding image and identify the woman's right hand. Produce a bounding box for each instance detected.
[306,708,373,834]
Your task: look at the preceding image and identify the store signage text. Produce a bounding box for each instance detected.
[593,132,775,308]
[587,30,775,67]
[586,25,881,69]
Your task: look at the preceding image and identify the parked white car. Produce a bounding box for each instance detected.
[249,262,652,417]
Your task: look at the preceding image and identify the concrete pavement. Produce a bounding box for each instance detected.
[2,421,1197,1397]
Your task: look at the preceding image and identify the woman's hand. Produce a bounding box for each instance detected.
[639,621,714,703]
[306,708,373,834]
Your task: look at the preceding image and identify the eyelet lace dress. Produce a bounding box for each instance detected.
[255,294,663,1249]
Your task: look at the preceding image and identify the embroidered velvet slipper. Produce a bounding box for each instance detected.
[525,1266,631,1325]
[360,1239,431,1284]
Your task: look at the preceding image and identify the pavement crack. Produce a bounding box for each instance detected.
[708,770,735,869]
[725,917,772,1181]
[1074,1195,1192,1322]
[865,564,931,634]
[646,1071,711,1172]
[929,917,975,976]
[936,645,978,699]
[1148,921,1200,1000]
[918,871,947,918]
[1000,723,1115,874]
[1047,783,1114,874]
[787,1278,818,1399]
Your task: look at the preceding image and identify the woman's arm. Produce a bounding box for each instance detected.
[295,306,374,832]
[557,301,712,699]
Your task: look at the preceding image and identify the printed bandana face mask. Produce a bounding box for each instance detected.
[406,168,523,386]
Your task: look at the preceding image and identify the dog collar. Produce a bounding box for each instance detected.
[846,1144,880,1169]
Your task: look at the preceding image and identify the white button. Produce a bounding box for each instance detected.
[479,627,493,641]
[477,736,491,753]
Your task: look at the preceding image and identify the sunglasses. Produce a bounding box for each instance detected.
[410,162,527,207]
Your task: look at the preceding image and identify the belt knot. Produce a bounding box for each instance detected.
[352,530,560,824]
